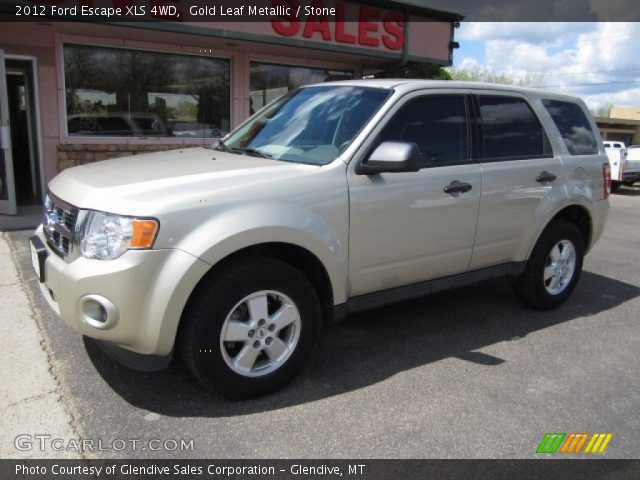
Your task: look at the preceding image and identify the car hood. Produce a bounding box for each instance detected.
[48,147,317,216]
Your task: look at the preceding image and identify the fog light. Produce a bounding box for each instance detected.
[78,295,119,329]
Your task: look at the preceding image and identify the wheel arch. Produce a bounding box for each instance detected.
[185,242,336,326]
[549,204,592,251]
[528,203,593,260]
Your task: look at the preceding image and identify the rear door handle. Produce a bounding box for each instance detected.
[536,171,557,183]
[444,181,472,195]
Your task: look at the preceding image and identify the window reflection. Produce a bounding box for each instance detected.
[542,100,598,155]
[64,44,230,138]
[220,86,389,165]
[249,62,353,114]
[379,95,469,166]
[479,96,548,159]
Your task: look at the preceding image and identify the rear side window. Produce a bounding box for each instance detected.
[542,100,598,155]
[378,95,469,167]
[478,96,548,160]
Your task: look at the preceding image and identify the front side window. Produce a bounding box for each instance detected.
[479,96,548,159]
[542,100,598,155]
[64,44,230,138]
[219,86,390,165]
[378,95,469,166]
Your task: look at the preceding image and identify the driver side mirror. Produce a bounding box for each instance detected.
[356,141,421,175]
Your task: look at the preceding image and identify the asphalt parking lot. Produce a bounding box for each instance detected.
[7,189,640,459]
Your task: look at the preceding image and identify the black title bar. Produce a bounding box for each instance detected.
[4,459,640,480]
[2,0,640,22]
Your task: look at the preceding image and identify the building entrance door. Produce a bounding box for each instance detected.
[0,49,17,215]
[0,52,42,217]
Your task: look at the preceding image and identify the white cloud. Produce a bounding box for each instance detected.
[580,87,640,110]
[458,57,481,70]
[458,22,593,44]
[458,22,640,109]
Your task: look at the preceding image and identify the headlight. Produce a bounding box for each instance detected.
[80,211,158,260]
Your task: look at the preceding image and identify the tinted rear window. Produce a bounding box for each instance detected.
[478,96,547,159]
[542,100,598,155]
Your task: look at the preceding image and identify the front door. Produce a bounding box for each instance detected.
[348,92,481,297]
[0,50,17,215]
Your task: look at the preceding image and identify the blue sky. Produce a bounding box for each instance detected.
[450,22,640,110]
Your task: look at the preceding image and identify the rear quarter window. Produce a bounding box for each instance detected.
[542,100,598,155]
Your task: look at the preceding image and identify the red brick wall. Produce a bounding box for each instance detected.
[57,144,189,171]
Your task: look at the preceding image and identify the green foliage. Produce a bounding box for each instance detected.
[374,63,547,88]
[375,62,452,80]
[591,103,612,118]
[447,66,546,88]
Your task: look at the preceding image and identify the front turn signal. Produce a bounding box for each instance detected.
[130,219,159,249]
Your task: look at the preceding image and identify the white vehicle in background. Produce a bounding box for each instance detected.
[604,141,640,190]
[624,146,640,187]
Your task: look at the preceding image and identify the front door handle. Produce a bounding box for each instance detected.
[536,171,557,183]
[444,181,472,195]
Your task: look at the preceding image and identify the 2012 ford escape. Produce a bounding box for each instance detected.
[31,80,610,398]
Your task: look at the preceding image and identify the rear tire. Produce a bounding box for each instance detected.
[179,256,322,399]
[611,181,621,192]
[513,220,584,310]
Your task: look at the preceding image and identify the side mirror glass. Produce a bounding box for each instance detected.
[357,141,421,175]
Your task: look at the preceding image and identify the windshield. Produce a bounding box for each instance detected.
[216,86,391,165]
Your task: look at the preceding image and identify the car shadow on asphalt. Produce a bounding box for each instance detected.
[84,270,640,418]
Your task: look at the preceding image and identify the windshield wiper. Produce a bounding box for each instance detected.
[242,147,272,158]
[215,143,273,159]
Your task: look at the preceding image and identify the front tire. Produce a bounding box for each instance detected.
[513,220,584,310]
[179,256,321,399]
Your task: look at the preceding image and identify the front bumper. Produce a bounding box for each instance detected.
[33,226,210,359]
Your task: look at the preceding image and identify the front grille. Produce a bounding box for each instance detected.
[43,195,78,257]
[53,203,77,231]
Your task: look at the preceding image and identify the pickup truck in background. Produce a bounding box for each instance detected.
[623,146,640,187]
[604,141,640,191]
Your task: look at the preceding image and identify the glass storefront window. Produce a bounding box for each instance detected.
[249,62,353,114]
[63,44,230,138]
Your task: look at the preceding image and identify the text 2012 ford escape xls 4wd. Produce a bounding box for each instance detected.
[31,80,610,398]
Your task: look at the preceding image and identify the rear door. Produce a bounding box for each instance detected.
[469,91,563,269]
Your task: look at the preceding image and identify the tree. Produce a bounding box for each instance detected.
[447,66,546,88]
[592,103,612,118]
[374,62,452,80]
